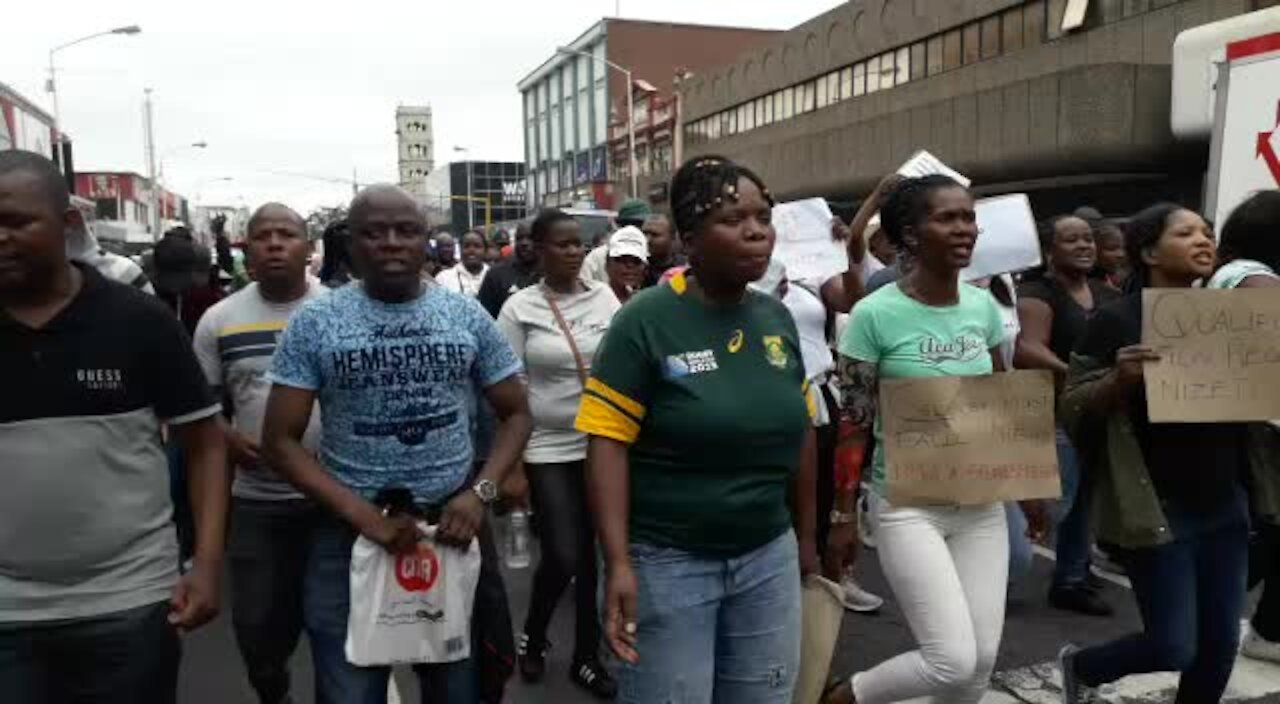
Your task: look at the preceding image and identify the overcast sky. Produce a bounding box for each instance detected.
[4,1,840,214]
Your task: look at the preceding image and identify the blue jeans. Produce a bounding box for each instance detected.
[1052,428,1089,588]
[305,516,477,704]
[618,530,801,704]
[0,601,180,703]
[1005,503,1034,584]
[1075,518,1249,703]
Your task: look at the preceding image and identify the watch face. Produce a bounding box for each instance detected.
[475,480,498,502]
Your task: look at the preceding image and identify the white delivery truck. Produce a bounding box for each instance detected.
[1204,31,1280,228]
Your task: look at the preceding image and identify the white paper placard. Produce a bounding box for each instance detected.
[897,150,972,188]
[962,194,1041,281]
[771,197,847,284]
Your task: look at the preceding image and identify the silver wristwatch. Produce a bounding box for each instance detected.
[472,479,499,504]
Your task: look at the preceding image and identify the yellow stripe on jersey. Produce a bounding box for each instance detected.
[802,379,817,420]
[219,320,288,337]
[669,269,688,295]
[576,393,641,444]
[585,378,646,422]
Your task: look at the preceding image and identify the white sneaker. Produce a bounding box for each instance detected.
[1242,625,1280,664]
[840,576,884,613]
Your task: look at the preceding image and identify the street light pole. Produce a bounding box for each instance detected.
[556,47,638,200]
[144,89,162,240]
[46,25,141,184]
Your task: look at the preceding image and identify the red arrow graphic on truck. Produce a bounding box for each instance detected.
[1260,100,1280,187]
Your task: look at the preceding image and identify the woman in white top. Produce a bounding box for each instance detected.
[1207,191,1280,665]
[435,229,489,297]
[497,209,621,698]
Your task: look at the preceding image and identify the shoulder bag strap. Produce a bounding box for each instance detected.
[542,286,588,386]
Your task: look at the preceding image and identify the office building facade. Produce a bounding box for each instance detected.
[679,0,1280,215]
[423,161,528,232]
[517,18,779,211]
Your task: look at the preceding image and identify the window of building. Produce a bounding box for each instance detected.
[840,67,854,101]
[728,108,738,135]
[852,63,866,96]
[577,88,590,150]
[963,23,981,64]
[866,55,881,93]
[981,15,1001,59]
[910,42,927,81]
[816,75,830,108]
[763,94,775,124]
[756,97,766,125]
[550,104,561,157]
[926,36,944,76]
[593,78,607,145]
[895,47,911,86]
[1002,7,1025,53]
[743,102,755,131]
[1025,0,1047,45]
[783,87,796,119]
[943,29,963,71]
[801,81,816,113]
[828,72,842,103]
[1046,0,1067,40]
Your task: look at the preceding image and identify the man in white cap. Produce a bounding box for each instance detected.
[603,225,648,304]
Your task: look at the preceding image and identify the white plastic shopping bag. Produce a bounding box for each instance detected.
[345,522,482,666]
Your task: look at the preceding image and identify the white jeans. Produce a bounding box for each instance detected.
[853,496,1009,704]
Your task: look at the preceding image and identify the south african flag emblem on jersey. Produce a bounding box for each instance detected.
[763,335,787,369]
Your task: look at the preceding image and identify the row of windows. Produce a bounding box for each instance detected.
[684,0,1185,145]
[524,44,609,167]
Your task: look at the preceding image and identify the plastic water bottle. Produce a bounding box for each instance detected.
[505,510,532,569]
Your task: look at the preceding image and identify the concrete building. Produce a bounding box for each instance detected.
[679,0,1280,216]
[396,105,435,200]
[1,80,55,156]
[517,18,780,211]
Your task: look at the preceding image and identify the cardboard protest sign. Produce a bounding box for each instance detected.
[962,194,1042,281]
[771,197,846,283]
[1142,289,1280,422]
[881,370,1060,506]
[897,150,972,187]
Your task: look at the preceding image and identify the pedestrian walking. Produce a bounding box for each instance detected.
[192,203,326,704]
[1014,215,1119,616]
[824,175,1048,704]
[577,155,820,703]
[602,225,648,304]
[582,198,651,283]
[436,229,490,298]
[638,213,684,288]
[1205,191,1280,665]
[1056,203,1271,704]
[478,221,540,318]
[318,220,354,288]
[0,149,229,704]
[261,184,532,704]
[498,208,622,698]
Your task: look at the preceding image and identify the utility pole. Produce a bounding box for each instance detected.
[144,88,161,241]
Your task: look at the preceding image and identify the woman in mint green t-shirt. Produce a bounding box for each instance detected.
[824,175,1048,704]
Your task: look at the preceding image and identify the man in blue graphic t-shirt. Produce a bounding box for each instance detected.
[263,184,531,703]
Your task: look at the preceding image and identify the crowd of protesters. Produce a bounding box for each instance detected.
[3,143,1280,704]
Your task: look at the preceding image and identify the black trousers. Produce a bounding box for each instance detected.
[1252,525,1280,642]
[814,383,839,553]
[228,497,320,704]
[523,460,600,663]
[0,601,181,704]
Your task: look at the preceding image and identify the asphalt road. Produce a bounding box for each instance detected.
[177,530,1167,704]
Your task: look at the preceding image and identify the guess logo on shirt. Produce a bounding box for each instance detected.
[76,368,125,391]
[917,336,985,365]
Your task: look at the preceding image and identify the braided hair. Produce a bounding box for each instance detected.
[669,155,774,239]
[878,174,965,253]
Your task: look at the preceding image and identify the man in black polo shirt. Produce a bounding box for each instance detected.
[477,220,540,318]
[0,150,229,703]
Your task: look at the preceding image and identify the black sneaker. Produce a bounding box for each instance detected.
[570,659,618,700]
[517,633,549,683]
[1058,644,1101,703]
[1049,584,1114,617]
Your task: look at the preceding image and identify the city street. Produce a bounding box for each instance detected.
[179,538,1280,704]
